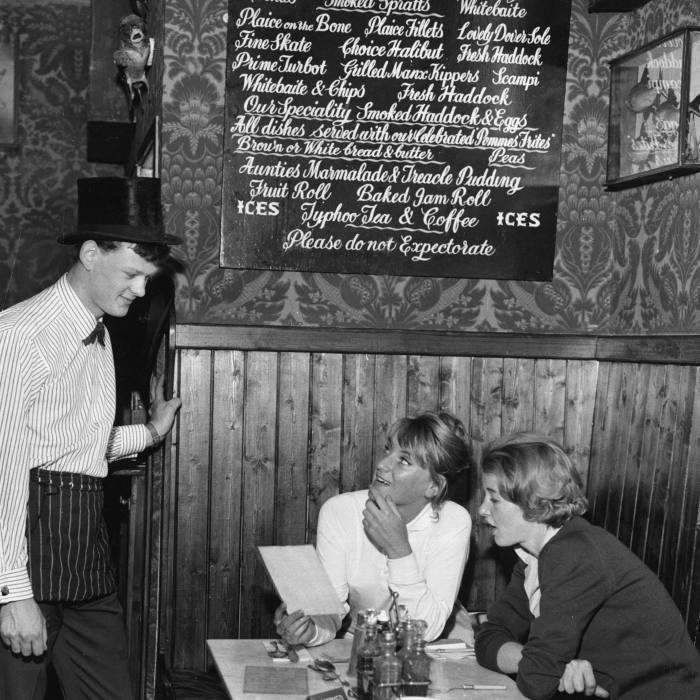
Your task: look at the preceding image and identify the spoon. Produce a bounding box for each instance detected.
[308,660,358,697]
[311,659,338,674]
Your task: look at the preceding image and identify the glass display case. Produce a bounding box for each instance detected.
[605,27,700,190]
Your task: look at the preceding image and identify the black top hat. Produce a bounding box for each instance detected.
[59,177,182,245]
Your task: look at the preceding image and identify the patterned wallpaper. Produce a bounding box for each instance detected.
[2,1,699,334]
[160,0,700,332]
[0,3,121,310]
[608,4,700,332]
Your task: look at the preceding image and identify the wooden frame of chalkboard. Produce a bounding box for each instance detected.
[220,1,573,281]
[605,26,700,191]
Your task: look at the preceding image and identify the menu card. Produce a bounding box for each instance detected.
[257,544,345,617]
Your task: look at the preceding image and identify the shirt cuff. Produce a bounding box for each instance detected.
[0,568,34,604]
[387,552,422,584]
[107,424,152,461]
[307,615,340,647]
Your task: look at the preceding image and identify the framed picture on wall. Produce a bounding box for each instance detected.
[605,27,700,190]
[0,31,17,148]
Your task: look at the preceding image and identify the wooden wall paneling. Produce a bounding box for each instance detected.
[175,325,600,359]
[143,427,169,696]
[657,366,695,591]
[177,325,700,365]
[373,355,409,448]
[207,350,245,642]
[276,352,312,546]
[239,352,279,638]
[562,361,598,489]
[675,393,700,643]
[629,365,668,561]
[438,357,472,424]
[605,363,638,540]
[162,326,700,666]
[438,356,473,509]
[596,335,700,365]
[145,448,166,698]
[501,358,535,434]
[307,353,344,543]
[586,362,611,523]
[588,363,630,531]
[532,360,567,443]
[407,355,441,416]
[173,349,213,669]
[687,502,700,644]
[671,369,700,625]
[126,472,146,698]
[437,356,474,605]
[643,365,682,576]
[468,358,505,611]
[340,354,376,493]
[613,364,651,548]
[468,357,504,459]
[160,349,180,671]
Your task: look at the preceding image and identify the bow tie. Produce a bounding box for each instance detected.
[83,321,106,347]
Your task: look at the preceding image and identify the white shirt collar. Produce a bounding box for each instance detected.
[406,502,437,531]
[515,526,561,618]
[56,274,100,340]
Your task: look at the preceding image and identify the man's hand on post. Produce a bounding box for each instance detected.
[147,372,182,441]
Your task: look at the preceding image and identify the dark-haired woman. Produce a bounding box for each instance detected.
[275,411,473,646]
[474,433,700,700]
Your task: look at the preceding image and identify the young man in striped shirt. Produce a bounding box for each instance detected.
[0,177,182,699]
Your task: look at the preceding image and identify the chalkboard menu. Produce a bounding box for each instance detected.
[221,0,572,280]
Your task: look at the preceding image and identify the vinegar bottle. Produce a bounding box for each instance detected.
[400,623,431,696]
[372,630,401,700]
[349,609,376,676]
[356,620,380,700]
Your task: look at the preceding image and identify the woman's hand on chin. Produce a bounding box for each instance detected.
[363,487,411,559]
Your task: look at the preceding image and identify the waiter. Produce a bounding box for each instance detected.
[0,177,182,700]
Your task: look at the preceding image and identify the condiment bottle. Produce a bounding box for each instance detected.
[396,619,416,664]
[372,630,401,700]
[396,615,413,653]
[349,608,376,676]
[356,619,380,700]
[399,621,431,696]
[394,605,409,647]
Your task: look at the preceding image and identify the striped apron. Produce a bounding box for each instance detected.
[26,468,116,602]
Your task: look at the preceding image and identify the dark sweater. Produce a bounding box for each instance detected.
[475,517,700,699]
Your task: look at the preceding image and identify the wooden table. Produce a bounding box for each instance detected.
[208,638,526,700]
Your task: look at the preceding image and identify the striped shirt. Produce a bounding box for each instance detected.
[0,274,150,603]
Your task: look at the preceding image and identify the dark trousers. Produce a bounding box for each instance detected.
[0,592,133,700]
